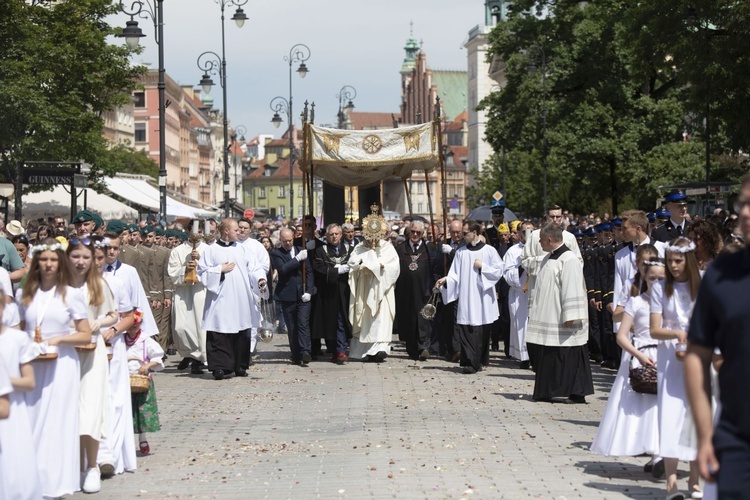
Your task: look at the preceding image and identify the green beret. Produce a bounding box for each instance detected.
[128,224,139,233]
[178,231,188,241]
[140,225,155,236]
[72,210,95,224]
[154,227,166,236]
[106,220,128,234]
[91,213,103,230]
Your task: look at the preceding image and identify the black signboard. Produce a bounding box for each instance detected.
[22,167,78,185]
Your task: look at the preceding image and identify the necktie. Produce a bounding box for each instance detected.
[334,246,339,256]
[106,264,114,272]
[676,224,683,236]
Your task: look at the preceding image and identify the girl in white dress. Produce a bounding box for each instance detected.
[18,239,91,498]
[0,289,42,500]
[650,236,702,500]
[67,236,119,493]
[592,259,664,457]
[92,236,136,477]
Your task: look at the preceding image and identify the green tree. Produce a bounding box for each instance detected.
[101,143,159,179]
[0,0,144,191]
[479,1,747,217]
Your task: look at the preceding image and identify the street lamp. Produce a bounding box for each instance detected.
[231,124,247,205]
[528,46,548,215]
[336,85,357,129]
[117,0,168,223]
[196,0,248,218]
[269,43,311,221]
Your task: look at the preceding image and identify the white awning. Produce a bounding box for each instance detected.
[104,177,218,218]
[22,186,138,222]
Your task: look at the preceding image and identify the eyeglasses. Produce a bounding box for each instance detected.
[410,230,422,235]
[69,237,92,246]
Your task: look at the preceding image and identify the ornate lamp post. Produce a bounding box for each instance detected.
[231,124,247,205]
[196,0,248,218]
[336,85,357,130]
[117,0,168,223]
[270,44,311,221]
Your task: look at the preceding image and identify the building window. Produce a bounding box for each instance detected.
[298,205,303,217]
[278,185,286,198]
[417,202,424,213]
[298,185,303,198]
[135,123,146,143]
[258,186,266,198]
[133,92,145,108]
[279,205,285,217]
[416,182,424,194]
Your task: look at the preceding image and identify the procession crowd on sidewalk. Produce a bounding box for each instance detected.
[0,178,748,499]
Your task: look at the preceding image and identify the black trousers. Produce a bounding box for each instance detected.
[280,300,312,362]
[715,419,750,499]
[438,302,460,357]
[404,310,433,359]
[600,307,621,364]
[206,329,250,374]
[457,324,490,371]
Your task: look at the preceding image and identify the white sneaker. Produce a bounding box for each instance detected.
[82,467,101,494]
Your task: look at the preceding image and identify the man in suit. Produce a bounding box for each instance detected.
[312,224,353,364]
[651,189,689,243]
[395,220,442,360]
[271,228,315,366]
[483,203,506,249]
[438,219,466,361]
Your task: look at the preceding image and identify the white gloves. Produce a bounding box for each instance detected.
[441,244,453,254]
[295,249,308,261]
[306,241,316,251]
[301,293,311,303]
[336,264,350,274]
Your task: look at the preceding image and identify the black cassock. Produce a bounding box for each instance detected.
[394,239,441,359]
[312,243,352,341]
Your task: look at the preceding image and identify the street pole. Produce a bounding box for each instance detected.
[541,48,548,216]
[118,0,167,223]
[196,0,247,219]
[285,44,310,221]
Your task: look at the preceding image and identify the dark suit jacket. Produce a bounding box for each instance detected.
[271,245,314,302]
[651,220,686,243]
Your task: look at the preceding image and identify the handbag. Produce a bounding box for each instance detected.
[629,344,658,394]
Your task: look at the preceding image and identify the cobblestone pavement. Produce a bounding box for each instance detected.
[82,337,679,499]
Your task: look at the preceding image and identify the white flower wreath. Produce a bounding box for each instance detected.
[29,242,62,259]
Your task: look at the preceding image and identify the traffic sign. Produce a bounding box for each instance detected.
[243,208,255,220]
[492,191,503,201]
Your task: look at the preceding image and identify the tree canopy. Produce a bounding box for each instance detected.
[476,0,750,216]
[0,0,144,193]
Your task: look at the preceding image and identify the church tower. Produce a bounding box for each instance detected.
[400,23,420,77]
[485,0,510,27]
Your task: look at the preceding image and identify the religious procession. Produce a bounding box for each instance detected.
[0,105,748,500]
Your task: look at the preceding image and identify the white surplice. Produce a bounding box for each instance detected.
[167,241,208,362]
[104,260,159,337]
[348,240,400,358]
[198,240,266,333]
[440,242,503,326]
[521,229,582,310]
[503,242,529,361]
[526,245,589,347]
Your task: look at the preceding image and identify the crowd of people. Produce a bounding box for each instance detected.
[0,180,748,498]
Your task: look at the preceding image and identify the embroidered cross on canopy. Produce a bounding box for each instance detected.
[303,122,440,187]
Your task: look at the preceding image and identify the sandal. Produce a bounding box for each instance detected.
[139,440,150,454]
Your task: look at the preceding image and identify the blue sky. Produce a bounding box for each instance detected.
[111,0,486,140]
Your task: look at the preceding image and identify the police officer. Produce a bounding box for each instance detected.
[651,189,689,243]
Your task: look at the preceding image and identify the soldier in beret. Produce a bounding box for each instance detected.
[72,209,96,236]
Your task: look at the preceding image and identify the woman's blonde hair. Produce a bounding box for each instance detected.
[66,238,104,307]
[665,237,701,300]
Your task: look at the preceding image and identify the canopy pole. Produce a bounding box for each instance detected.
[435,97,449,273]
[301,101,310,288]
[403,178,414,219]
[424,169,436,244]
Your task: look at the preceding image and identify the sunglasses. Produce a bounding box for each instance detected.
[410,230,422,235]
[69,237,92,246]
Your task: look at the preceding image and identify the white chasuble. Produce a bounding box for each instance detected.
[348,240,400,343]
[526,244,589,347]
[441,242,503,326]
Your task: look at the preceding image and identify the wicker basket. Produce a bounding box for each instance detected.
[629,344,658,394]
[130,374,150,393]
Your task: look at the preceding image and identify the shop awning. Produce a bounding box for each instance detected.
[104,176,218,218]
[22,186,138,222]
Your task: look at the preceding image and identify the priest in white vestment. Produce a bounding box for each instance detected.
[168,232,209,374]
[503,221,533,366]
[238,219,271,355]
[347,208,400,362]
[198,219,266,380]
[521,205,582,311]
[437,221,504,374]
[526,222,593,403]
